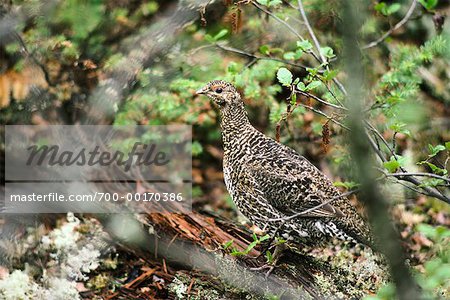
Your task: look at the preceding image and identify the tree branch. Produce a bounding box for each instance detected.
[214,42,312,70]
[384,172,450,184]
[295,89,348,111]
[296,0,326,64]
[362,0,418,50]
[342,1,421,298]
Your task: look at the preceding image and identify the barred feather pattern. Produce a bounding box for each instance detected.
[199,80,374,247]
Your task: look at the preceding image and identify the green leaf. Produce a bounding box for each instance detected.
[297,40,313,51]
[223,240,234,249]
[227,62,240,75]
[417,224,437,240]
[383,157,401,173]
[268,0,282,7]
[259,234,271,242]
[374,2,387,14]
[445,141,450,150]
[246,240,258,253]
[5,42,20,54]
[277,67,293,87]
[320,46,335,59]
[418,0,438,10]
[266,250,274,263]
[191,141,203,156]
[257,0,282,7]
[259,45,270,55]
[322,69,338,81]
[333,181,360,189]
[230,247,245,256]
[305,80,322,91]
[387,3,401,15]
[291,93,297,105]
[283,52,296,60]
[306,67,318,77]
[374,2,401,16]
[297,82,306,91]
[214,29,228,41]
[418,178,445,188]
[204,34,214,43]
[284,49,303,60]
[389,122,411,136]
[417,161,448,175]
[428,144,446,158]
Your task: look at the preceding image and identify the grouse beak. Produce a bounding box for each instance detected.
[196,86,207,95]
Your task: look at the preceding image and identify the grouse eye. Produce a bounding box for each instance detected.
[215,88,223,94]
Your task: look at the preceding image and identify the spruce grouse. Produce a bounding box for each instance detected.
[197,80,374,248]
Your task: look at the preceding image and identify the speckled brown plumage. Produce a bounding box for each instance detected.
[197,80,374,247]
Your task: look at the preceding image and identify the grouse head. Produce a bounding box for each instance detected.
[196,80,240,107]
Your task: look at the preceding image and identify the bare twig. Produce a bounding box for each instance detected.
[296,103,350,130]
[294,0,348,95]
[384,172,450,184]
[295,89,348,111]
[296,0,326,63]
[215,42,312,70]
[251,1,305,41]
[362,0,418,50]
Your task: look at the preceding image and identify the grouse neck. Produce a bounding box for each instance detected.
[219,102,251,135]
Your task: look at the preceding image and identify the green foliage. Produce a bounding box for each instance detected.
[205,29,229,43]
[418,162,447,176]
[333,181,360,189]
[228,234,271,256]
[383,155,405,173]
[276,67,293,86]
[191,141,203,156]
[53,0,104,42]
[418,0,439,10]
[297,40,313,51]
[3,2,449,297]
[373,36,448,142]
[320,46,335,59]
[256,0,282,7]
[427,144,447,158]
[297,80,322,92]
[374,2,401,16]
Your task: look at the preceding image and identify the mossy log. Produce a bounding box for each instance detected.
[98,201,387,299]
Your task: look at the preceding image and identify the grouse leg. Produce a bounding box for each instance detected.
[250,243,287,278]
[253,221,286,260]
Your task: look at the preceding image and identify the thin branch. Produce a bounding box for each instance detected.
[252,1,305,40]
[267,190,359,222]
[288,93,450,203]
[294,0,348,95]
[295,89,348,111]
[215,42,312,70]
[296,103,350,130]
[296,0,326,64]
[251,0,320,63]
[362,0,418,50]
[384,172,450,184]
[366,124,450,203]
[253,0,348,97]
[396,179,431,195]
